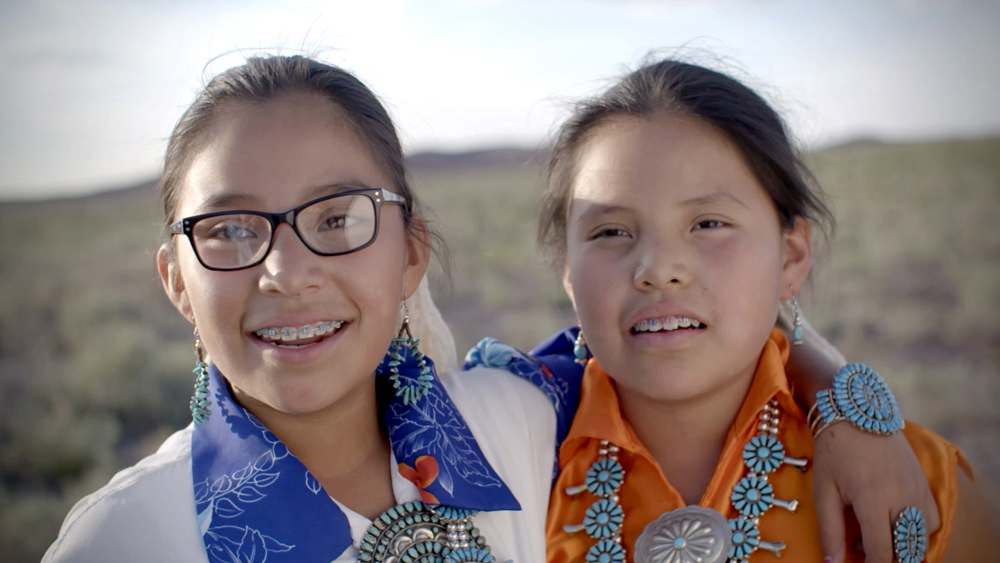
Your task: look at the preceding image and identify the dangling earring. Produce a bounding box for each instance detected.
[190,327,212,427]
[574,328,589,366]
[790,289,804,346]
[388,302,434,405]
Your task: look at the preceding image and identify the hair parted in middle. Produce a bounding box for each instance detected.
[538,57,834,270]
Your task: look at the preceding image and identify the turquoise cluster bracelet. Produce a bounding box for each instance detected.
[808,363,904,439]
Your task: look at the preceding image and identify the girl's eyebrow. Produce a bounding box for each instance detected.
[681,191,748,208]
[576,203,631,222]
[305,180,372,199]
[198,181,373,211]
[574,191,745,222]
[199,192,259,210]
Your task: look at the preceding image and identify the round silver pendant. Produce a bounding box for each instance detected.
[358,502,449,563]
[634,505,732,563]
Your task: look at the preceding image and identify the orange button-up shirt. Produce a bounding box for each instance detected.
[547,330,967,563]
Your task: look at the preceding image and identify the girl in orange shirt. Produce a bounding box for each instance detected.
[528,58,996,562]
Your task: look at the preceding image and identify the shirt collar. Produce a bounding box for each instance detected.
[560,328,794,463]
[191,346,519,562]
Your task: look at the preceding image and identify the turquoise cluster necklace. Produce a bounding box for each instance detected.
[562,399,808,563]
[359,502,502,563]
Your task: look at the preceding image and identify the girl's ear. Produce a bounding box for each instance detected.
[780,217,813,300]
[401,215,432,300]
[157,243,194,324]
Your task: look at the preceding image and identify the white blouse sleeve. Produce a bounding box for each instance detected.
[42,428,207,563]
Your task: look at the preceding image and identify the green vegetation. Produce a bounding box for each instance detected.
[1,139,997,561]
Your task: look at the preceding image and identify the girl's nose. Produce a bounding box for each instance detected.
[258,224,326,296]
[633,239,692,291]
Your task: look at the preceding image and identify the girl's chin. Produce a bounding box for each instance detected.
[238,380,368,417]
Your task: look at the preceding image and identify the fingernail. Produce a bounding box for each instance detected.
[823,558,832,563]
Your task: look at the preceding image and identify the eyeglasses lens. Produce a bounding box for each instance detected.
[192,214,271,270]
[297,194,376,254]
[190,194,377,269]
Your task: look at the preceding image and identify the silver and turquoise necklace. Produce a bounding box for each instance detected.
[562,399,808,563]
[358,502,502,563]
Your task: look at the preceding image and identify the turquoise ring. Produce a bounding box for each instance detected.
[893,506,927,563]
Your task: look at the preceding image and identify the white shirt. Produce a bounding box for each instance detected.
[42,366,556,563]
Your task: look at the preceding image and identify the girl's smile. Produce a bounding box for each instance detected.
[626,303,708,350]
[247,317,350,365]
[254,319,345,345]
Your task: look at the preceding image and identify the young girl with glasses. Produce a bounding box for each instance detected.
[43,55,557,563]
[476,58,994,562]
[45,55,953,563]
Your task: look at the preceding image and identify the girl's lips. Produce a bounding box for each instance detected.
[625,305,703,332]
[255,320,346,345]
[248,321,349,364]
[629,323,706,348]
[631,316,704,333]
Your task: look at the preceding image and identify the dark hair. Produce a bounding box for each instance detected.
[539,58,833,269]
[159,55,443,262]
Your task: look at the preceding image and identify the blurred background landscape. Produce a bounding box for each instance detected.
[3,1,999,561]
[1,137,998,561]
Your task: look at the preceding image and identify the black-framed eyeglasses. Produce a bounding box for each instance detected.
[169,188,407,271]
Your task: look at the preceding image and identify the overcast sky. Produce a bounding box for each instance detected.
[1,0,998,200]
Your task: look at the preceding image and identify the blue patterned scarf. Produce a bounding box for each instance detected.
[191,347,520,563]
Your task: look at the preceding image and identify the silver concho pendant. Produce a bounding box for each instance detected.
[358,502,493,563]
[634,506,732,563]
[358,502,448,563]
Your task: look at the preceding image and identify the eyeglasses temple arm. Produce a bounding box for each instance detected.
[381,190,407,205]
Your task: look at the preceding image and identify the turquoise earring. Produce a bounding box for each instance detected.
[190,327,212,427]
[790,291,804,346]
[574,328,589,366]
[388,303,434,405]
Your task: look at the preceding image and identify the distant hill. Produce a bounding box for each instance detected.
[1,148,547,206]
[406,147,545,173]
